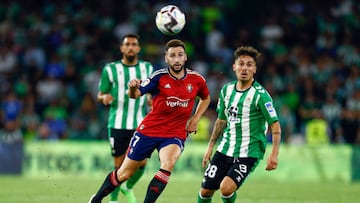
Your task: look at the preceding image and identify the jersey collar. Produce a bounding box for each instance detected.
[167,67,187,80]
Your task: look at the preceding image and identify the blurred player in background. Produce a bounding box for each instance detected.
[197,46,281,203]
[97,33,153,203]
[89,39,211,203]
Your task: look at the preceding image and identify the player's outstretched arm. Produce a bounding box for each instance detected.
[266,121,281,171]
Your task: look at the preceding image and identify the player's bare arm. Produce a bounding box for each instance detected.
[128,79,142,98]
[97,92,113,105]
[202,118,226,168]
[146,94,153,111]
[266,121,281,171]
[187,95,211,133]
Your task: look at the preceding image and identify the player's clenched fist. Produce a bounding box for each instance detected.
[128,79,142,98]
[128,79,141,88]
[101,94,113,105]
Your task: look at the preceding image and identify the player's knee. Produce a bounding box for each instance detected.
[200,188,214,197]
[160,159,177,171]
[219,189,234,197]
[219,180,237,196]
[117,170,134,182]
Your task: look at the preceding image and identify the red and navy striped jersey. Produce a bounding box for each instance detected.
[137,68,209,140]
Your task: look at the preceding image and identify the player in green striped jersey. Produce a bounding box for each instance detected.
[97,34,153,203]
[197,46,281,203]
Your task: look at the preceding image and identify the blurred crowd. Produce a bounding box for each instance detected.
[1,0,360,145]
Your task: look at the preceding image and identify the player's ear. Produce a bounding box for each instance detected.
[119,44,124,53]
[136,45,141,54]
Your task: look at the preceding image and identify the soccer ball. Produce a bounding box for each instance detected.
[155,5,186,35]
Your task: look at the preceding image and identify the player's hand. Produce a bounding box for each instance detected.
[127,79,142,98]
[186,117,199,134]
[101,94,113,105]
[128,79,141,88]
[202,147,213,168]
[265,154,278,171]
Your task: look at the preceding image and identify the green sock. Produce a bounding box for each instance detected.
[110,186,120,201]
[197,192,212,203]
[126,166,145,189]
[221,192,237,203]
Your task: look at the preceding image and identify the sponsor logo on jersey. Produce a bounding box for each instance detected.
[166,96,189,107]
[164,83,171,88]
[265,102,276,117]
[228,106,240,122]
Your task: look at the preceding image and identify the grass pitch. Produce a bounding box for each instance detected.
[0,175,359,203]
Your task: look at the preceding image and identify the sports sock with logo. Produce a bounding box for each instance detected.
[143,169,171,203]
[92,169,123,202]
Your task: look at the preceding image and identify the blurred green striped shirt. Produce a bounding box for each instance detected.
[99,60,153,130]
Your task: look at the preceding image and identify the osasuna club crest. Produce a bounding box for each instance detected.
[186,84,193,93]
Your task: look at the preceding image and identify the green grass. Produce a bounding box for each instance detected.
[0,175,359,203]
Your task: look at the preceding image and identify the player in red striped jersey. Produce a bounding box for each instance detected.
[89,39,211,203]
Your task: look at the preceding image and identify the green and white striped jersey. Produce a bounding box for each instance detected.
[98,60,153,130]
[216,80,279,159]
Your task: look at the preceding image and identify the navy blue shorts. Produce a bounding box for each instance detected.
[127,131,185,161]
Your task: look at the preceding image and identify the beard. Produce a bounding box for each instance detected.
[125,55,136,63]
[170,64,184,73]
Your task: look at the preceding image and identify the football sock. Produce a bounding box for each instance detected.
[197,192,212,203]
[221,192,237,203]
[126,166,145,189]
[143,169,171,203]
[110,167,120,201]
[110,181,120,201]
[92,169,123,202]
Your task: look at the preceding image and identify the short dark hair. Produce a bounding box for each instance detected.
[121,33,140,43]
[165,39,186,51]
[234,46,261,62]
